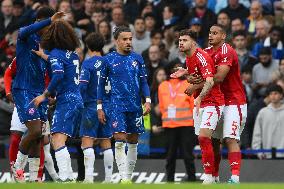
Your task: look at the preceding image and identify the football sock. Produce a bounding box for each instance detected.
[126,143,138,180]
[115,141,127,180]
[44,143,58,181]
[82,147,95,182]
[103,148,113,182]
[198,136,214,175]
[28,157,40,182]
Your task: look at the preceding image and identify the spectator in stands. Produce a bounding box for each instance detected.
[71,0,84,13]
[252,26,284,60]
[241,84,270,149]
[217,11,231,42]
[110,6,125,32]
[162,4,179,28]
[111,0,123,9]
[183,0,217,39]
[252,84,284,159]
[231,18,245,33]
[158,61,196,182]
[245,0,263,35]
[90,8,104,32]
[140,1,153,18]
[144,12,156,32]
[12,0,25,18]
[150,68,167,135]
[252,47,279,98]
[220,0,249,21]
[0,30,17,64]
[57,0,71,13]
[75,0,95,34]
[0,0,18,40]
[241,65,253,104]
[97,19,114,54]
[145,45,166,85]
[232,30,258,71]
[272,58,284,82]
[274,1,284,27]
[132,17,151,54]
[142,29,163,62]
[188,17,204,47]
[250,19,270,54]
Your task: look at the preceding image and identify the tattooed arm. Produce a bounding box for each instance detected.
[198,77,214,100]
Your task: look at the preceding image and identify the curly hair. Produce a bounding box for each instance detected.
[40,20,80,51]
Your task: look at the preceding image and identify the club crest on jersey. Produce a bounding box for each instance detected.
[132,61,138,67]
[28,108,35,115]
[94,60,102,68]
[112,121,118,128]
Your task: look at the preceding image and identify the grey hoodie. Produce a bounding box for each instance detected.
[252,103,284,158]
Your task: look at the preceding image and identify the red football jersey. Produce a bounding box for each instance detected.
[204,43,246,105]
[186,48,224,107]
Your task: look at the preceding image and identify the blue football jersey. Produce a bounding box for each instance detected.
[47,49,82,103]
[79,55,111,104]
[97,51,150,112]
[13,18,51,93]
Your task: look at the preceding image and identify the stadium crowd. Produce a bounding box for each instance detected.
[1,0,284,163]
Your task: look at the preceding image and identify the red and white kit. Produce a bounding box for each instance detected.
[205,43,247,140]
[186,48,225,135]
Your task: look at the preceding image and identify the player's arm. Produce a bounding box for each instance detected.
[18,12,64,40]
[213,48,233,84]
[138,55,151,115]
[197,77,214,100]
[97,59,108,124]
[4,58,17,102]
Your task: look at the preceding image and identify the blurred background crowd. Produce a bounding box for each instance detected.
[1,0,284,160]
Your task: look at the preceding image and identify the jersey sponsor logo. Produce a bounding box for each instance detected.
[66,50,72,58]
[94,60,102,68]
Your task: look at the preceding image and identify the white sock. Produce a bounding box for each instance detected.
[44,144,58,181]
[126,143,137,180]
[103,148,113,182]
[83,147,95,182]
[28,158,40,182]
[14,151,28,170]
[115,141,127,180]
[231,175,240,182]
[55,146,70,181]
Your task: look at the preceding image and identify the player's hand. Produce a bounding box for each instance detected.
[31,94,46,108]
[98,109,106,124]
[184,85,197,96]
[77,19,90,26]
[6,93,14,103]
[51,12,65,22]
[143,102,151,116]
[187,73,203,84]
[32,47,48,61]
[32,2,41,10]
[194,96,201,116]
[170,67,188,78]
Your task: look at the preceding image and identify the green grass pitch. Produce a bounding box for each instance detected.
[1,183,284,189]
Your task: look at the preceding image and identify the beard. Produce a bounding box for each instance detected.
[261,60,272,67]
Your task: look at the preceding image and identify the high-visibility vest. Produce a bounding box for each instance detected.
[158,79,194,128]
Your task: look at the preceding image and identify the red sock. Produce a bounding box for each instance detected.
[213,152,221,177]
[9,132,22,167]
[228,152,241,176]
[198,136,214,174]
[37,141,45,180]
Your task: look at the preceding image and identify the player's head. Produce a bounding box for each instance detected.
[113,26,132,54]
[85,32,105,52]
[40,20,80,51]
[266,84,283,104]
[208,24,226,46]
[178,29,198,54]
[36,7,55,36]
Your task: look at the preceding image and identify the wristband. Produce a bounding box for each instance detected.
[146,98,151,103]
[97,104,102,110]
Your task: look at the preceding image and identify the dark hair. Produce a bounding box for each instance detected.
[269,26,282,34]
[143,12,155,20]
[113,26,131,40]
[98,19,112,42]
[150,29,163,38]
[212,24,226,33]
[266,84,283,95]
[232,18,244,25]
[259,47,272,55]
[150,67,166,94]
[40,20,80,51]
[179,29,198,41]
[85,32,105,52]
[36,6,55,20]
[232,30,247,38]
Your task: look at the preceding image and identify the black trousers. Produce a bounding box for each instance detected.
[165,126,196,182]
